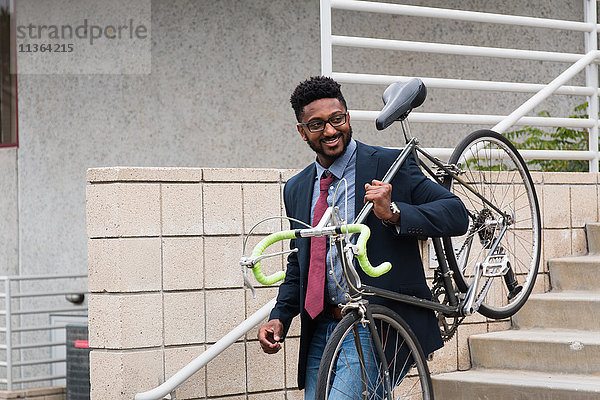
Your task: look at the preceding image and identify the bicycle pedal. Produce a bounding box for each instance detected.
[481,255,509,277]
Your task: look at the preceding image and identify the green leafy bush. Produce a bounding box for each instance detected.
[505,103,592,172]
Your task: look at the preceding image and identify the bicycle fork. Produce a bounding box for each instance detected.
[364,306,394,400]
[344,301,394,400]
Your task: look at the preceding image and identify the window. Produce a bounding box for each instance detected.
[0,0,16,146]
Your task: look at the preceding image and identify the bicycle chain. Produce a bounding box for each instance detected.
[455,213,484,259]
[436,207,507,342]
[435,208,500,341]
[458,208,493,255]
[432,270,464,342]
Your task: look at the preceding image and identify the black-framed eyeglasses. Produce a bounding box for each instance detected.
[298,112,347,133]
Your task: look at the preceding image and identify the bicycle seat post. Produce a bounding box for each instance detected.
[400,118,412,144]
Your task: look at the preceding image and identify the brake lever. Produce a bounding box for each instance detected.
[241,264,257,298]
[240,248,298,298]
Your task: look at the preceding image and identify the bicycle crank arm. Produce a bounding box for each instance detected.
[462,263,483,316]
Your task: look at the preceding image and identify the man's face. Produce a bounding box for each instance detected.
[296,98,352,168]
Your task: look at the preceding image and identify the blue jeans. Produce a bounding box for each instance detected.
[304,317,381,400]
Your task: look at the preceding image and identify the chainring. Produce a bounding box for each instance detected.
[432,272,463,342]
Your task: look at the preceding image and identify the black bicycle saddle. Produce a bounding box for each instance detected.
[375,78,427,130]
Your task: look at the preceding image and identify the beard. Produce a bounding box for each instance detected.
[306,125,353,164]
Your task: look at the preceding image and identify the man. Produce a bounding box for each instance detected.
[258,76,468,398]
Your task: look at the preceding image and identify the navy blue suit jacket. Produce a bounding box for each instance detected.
[270,141,469,389]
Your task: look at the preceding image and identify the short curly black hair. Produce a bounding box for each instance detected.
[290,76,348,122]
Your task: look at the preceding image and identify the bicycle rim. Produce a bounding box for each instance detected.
[315,305,433,400]
[443,130,541,319]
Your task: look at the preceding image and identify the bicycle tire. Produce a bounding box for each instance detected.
[442,129,541,319]
[315,304,433,400]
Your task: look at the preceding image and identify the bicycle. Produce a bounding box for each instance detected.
[240,78,541,399]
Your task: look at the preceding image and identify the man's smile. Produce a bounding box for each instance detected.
[322,135,341,146]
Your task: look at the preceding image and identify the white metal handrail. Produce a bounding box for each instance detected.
[492,50,600,133]
[332,35,584,63]
[332,72,598,96]
[351,110,595,128]
[134,298,277,400]
[330,0,595,32]
[133,52,600,398]
[321,0,600,171]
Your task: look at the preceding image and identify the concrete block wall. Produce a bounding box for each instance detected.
[86,167,600,400]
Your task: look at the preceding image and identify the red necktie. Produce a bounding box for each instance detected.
[305,172,335,319]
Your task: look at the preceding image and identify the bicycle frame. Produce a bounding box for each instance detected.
[354,137,510,233]
[340,133,512,319]
[332,223,461,317]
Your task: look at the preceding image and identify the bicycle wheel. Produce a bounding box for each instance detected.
[315,304,433,400]
[442,129,541,319]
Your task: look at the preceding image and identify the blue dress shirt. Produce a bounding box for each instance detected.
[311,139,357,305]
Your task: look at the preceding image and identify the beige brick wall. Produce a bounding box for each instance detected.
[86,167,600,400]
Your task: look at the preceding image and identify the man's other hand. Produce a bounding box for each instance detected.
[364,180,394,221]
[258,319,283,354]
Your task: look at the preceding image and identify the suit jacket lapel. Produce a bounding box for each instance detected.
[295,165,316,276]
[297,164,316,226]
[355,141,379,219]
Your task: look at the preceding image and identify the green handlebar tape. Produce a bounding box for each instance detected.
[250,230,297,285]
[340,224,392,277]
[249,224,392,285]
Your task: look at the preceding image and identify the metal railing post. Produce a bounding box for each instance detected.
[0,275,88,388]
[320,0,333,76]
[584,0,599,172]
[5,278,12,391]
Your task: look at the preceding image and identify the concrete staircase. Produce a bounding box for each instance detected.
[432,223,600,399]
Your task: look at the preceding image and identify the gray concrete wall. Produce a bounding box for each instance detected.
[0,147,18,276]
[15,0,321,276]
[12,0,591,280]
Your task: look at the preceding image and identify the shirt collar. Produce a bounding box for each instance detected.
[315,138,357,179]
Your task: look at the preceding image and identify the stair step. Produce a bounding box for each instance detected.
[513,291,600,330]
[432,224,600,398]
[469,328,600,374]
[432,369,600,400]
[549,255,600,290]
[585,223,600,255]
